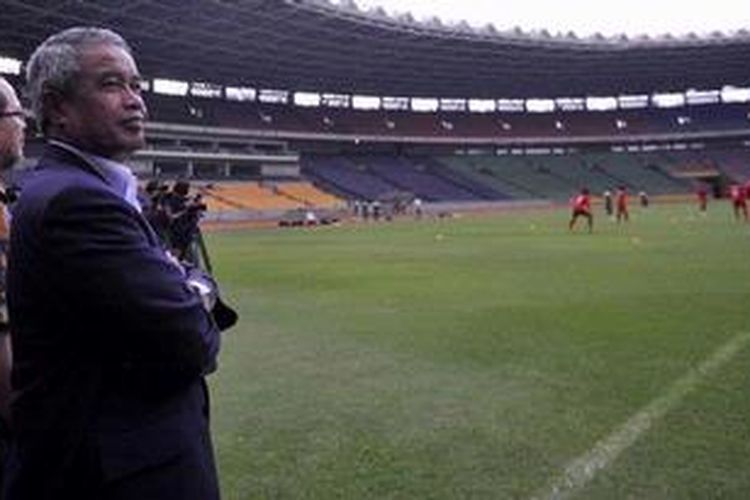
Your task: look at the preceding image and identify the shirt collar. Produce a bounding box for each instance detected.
[47,140,142,212]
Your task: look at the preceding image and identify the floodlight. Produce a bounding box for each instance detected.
[555,97,585,111]
[496,99,524,112]
[190,82,222,99]
[586,96,618,111]
[382,97,410,111]
[617,95,649,109]
[652,92,685,108]
[439,99,467,112]
[685,89,720,105]
[721,86,750,103]
[321,93,350,108]
[411,97,439,112]
[226,86,257,102]
[525,98,555,113]
[0,56,21,75]
[259,89,289,104]
[294,92,321,107]
[468,99,495,113]
[352,95,381,110]
[153,78,189,96]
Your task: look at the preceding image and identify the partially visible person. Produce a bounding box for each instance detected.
[159,180,209,264]
[616,185,629,223]
[372,199,382,221]
[729,182,748,221]
[163,178,191,218]
[162,179,193,257]
[413,196,423,219]
[5,27,232,500]
[696,185,708,212]
[362,199,371,220]
[602,189,613,217]
[0,76,25,323]
[0,75,26,494]
[141,179,171,245]
[0,78,25,172]
[569,187,593,233]
[638,190,649,208]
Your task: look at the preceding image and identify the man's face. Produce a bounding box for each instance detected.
[57,43,147,160]
[0,79,26,170]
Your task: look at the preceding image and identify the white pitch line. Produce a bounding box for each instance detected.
[532,331,750,500]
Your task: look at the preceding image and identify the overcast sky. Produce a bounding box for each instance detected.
[349,0,750,37]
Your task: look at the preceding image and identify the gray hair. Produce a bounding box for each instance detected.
[26,27,132,133]
[0,77,8,113]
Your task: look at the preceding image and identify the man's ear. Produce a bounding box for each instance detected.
[41,87,70,131]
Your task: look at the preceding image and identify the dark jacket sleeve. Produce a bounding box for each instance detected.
[40,185,220,393]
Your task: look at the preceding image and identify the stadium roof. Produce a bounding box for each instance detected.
[1,0,749,99]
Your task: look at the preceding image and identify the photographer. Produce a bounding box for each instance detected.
[162,180,209,267]
[141,179,171,246]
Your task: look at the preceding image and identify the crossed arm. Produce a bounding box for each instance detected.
[38,185,221,392]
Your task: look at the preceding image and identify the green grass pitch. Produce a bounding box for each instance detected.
[204,202,750,499]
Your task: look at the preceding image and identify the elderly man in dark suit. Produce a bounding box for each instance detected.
[0,75,25,496]
[5,27,226,499]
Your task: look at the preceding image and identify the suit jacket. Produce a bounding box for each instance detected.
[4,143,222,499]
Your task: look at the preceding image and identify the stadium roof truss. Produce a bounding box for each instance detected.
[1,0,749,99]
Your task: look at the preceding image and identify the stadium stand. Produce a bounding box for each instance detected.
[274,181,342,207]
[302,155,398,201]
[436,156,537,199]
[143,94,750,141]
[2,1,750,210]
[197,181,341,212]
[705,148,750,181]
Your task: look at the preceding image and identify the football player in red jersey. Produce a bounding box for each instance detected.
[696,185,708,212]
[615,186,629,223]
[729,183,748,221]
[569,187,593,233]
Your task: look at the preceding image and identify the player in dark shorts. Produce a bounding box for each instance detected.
[639,190,649,208]
[616,186,629,223]
[729,183,748,221]
[697,186,708,212]
[569,188,593,233]
[603,190,613,217]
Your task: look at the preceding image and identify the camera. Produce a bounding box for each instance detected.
[185,193,207,215]
[143,180,211,270]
